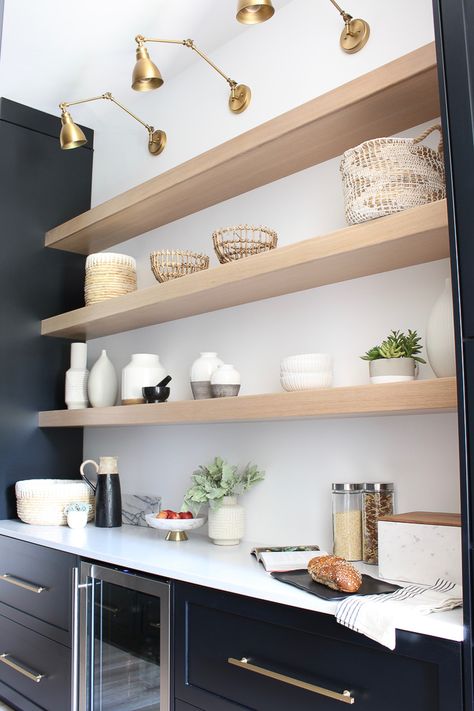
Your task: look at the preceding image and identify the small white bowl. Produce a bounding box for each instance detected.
[280,353,332,373]
[280,371,333,391]
[145,513,206,541]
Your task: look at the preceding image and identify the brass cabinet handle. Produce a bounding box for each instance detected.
[0,653,46,683]
[228,657,355,705]
[0,573,47,594]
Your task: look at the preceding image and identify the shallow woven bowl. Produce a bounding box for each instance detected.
[150,250,210,283]
[212,225,278,264]
[15,479,95,526]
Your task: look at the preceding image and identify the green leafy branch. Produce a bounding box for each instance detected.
[361,329,426,364]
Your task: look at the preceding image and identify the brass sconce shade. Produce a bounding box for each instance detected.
[60,111,87,150]
[58,93,166,156]
[132,45,164,92]
[132,35,251,113]
[236,0,275,24]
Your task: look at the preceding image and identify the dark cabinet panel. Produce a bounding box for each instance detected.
[175,701,204,711]
[175,582,462,711]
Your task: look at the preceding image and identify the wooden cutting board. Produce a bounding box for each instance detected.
[379,511,461,527]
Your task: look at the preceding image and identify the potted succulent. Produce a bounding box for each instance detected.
[64,501,92,529]
[361,329,426,383]
[183,457,265,546]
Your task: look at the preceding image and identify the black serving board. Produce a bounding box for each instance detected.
[271,569,400,601]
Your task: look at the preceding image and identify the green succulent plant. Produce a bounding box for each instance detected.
[183,456,265,515]
[361,329,426,364]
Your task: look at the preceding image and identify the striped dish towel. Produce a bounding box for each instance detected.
[335,578,462,649]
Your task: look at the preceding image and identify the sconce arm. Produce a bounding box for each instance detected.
[60,92,154,134]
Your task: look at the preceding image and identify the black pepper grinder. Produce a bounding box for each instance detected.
[80,456,122,527]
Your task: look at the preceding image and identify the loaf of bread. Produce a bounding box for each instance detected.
[307,555,362,593]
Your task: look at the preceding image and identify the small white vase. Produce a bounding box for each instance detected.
[190,352,223,399]
[121,354,167,405]
[210,364,241,398]
[88,350,118,408]
[208,496,245,545]
[66,510,88,529]
[65,342,89,409]
[426,277,456,377]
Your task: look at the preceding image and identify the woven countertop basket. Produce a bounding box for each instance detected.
[85,252,137,305]
[15,479,95,526]
[340,124,446,225]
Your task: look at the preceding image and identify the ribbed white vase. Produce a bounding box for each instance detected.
[65,342,89,410]
[208,496,245,546]
[426,277,456,377]
[88,350,118,408]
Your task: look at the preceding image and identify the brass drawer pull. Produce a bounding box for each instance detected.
[228,657,355,705]
[0,653,46,683]
[0,574,47,594]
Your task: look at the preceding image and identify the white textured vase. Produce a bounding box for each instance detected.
[65,342,89,410]
[88,350,118,408]
[426,277,456,377]
[208,496,245,546]
[210,364,241,398]
[121,354,167,405]
[190,352,223,399]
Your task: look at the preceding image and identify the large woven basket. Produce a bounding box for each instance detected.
[16,479,95,526]
[340,124,446,225]
[85,252,137,305]
[150,250,209,282]
[212,225,278,263]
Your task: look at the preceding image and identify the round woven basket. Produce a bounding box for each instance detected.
[212,225,278,264]
[150,250,209,282]
[85,252,137,305]
[15,479,95,526]
[340,124,446,225]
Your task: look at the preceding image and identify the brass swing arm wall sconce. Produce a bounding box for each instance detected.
[59,92,167,155]
[236,0,370,54]
[132,35,251,113]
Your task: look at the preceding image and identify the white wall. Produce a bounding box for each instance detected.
[2,0,458,545]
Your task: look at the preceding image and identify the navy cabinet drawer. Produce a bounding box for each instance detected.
[0,613,70,711]
[0,536,74,631]
[175,583,462,711]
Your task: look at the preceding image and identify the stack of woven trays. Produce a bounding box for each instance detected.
[15,479,95,526]
[85,252,137,305]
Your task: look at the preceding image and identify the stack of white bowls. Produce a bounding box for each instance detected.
[280,353,333,391]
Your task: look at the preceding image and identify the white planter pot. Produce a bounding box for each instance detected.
[88,350,118,408]
[66,510,89,529]
[208,496,245,545]
[190,352,223,399]
[369,357,417,384]
[65,343,89,409]
[121,354,167,405]
[426,277,456,377]
[210,364,241,398]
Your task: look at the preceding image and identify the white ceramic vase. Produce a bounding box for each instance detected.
[208,496,245,545]
[190,352,223,399]
[88,350,118,408]
[210,364,241,398]
[65,342,89,409]
[426,277,456,377]
[121,354,167,405]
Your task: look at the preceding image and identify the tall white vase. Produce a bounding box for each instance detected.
[88,350,118,408]
[122,354,167,405]
[426,277,456,377]
[65,342,89,410]
[208,496,245,545]
[190,352,223,399]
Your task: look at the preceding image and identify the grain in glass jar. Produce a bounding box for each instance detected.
[362,483,394,564]
[332,483,363,561]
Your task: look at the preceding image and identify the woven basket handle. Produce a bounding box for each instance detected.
[412,124,443,153]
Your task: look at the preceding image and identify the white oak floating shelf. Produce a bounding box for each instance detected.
[38,378,457,428]
[45,43,439,255]
[42,200,449,340]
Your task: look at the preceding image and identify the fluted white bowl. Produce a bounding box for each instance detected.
[280,371,333,391]
[280,353,332,373]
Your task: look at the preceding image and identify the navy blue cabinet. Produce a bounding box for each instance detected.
[174,582,462,711]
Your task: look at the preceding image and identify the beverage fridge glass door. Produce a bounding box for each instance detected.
[79,562,170,711]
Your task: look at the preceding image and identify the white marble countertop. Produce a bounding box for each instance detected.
[0,520,464,643]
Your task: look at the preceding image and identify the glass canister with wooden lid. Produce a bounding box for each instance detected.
[362,483,394,564]
[332,483,363,561]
